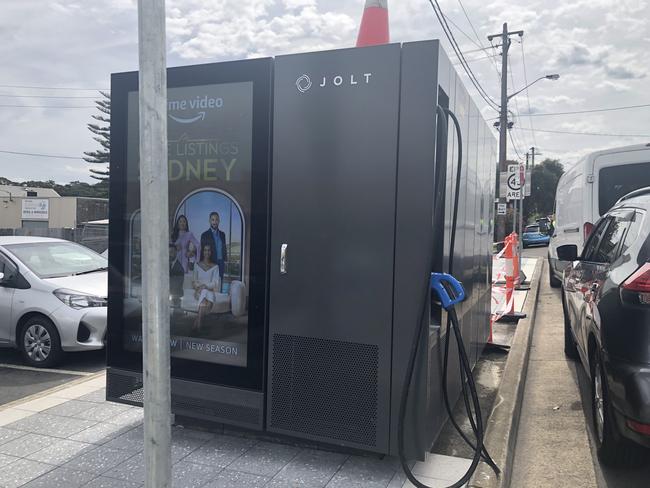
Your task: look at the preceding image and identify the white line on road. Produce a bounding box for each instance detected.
[0,363,98,376]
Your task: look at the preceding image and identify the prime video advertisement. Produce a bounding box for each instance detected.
[123,82,253,367]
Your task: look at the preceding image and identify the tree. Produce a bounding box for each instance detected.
[83,91,110,181]
[523,159,564,223]
[0,177,108,199]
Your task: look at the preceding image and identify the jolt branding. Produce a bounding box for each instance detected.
[168,95,224,124]
[295,73,373,93]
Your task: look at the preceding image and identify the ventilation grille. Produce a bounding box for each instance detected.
[270,334,379,447]
[107,370,261,427]
[171,396,260,426]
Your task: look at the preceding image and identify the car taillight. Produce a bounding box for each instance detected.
[626,419,650,436]
[583,222,593,241]
[622,263,650,293]
[621,263,650,305]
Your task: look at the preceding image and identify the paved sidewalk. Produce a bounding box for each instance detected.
[509,262,598,487]
[0,373,472,488]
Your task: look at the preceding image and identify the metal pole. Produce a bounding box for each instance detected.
[137,1,171,487]
[531,146,536,166]
[495,22,509,243]
[518,163,524,272]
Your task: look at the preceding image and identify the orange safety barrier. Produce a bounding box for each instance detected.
[490,232,524,335]
[503,233,517,316]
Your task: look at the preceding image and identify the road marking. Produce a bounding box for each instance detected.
[0,363,98,376]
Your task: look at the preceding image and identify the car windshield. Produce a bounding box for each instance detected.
[525,226,539,233]
[5,241,108,279]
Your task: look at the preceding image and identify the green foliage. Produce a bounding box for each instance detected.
[523,159,564,223]
[0,177,108,199]
[83,91,111,181]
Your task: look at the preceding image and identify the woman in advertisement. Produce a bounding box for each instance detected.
[192,243,220,331]
[171,214,200,273]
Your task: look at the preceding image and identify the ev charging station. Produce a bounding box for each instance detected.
[106,40,496,460]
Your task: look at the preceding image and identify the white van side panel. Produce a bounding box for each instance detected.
[549,144,650,281]
[593,147,650,218]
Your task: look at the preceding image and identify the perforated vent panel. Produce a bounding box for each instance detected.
[171,396,260,426]
[107,370,262,428]
[270,334,379,447]
[107,370,144,404]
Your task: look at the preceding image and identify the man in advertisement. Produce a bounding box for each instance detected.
[200,211,227,285]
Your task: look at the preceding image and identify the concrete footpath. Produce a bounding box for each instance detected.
[509,262,598,487]
[0,373,475,488]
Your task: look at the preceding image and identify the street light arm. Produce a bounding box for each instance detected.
[507,74,559,102]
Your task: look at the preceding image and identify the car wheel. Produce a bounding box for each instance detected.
[562,292,579,360]
[590,350,645,467]
[19,316,63,368]
[549,263,562,288]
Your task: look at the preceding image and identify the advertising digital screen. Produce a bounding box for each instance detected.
[122,82,253,367]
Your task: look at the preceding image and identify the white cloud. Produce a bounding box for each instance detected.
[167,1,356,60]
[0,0,648,182]
[597,80,632,92]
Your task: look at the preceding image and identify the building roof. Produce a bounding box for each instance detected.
[0,185,60,198]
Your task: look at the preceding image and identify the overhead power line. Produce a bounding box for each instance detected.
[519,38,537,148]
[524,103,650,117]
[0,93,99,99]
[508,65,530,150]
[0,149,83,160]
[455,0,502,81]
[427,0,500,111]
[442,13,482,50]
[508,130,523,159]
[452,52,500,66]
[0,83,108,91]
[0,104,95,108]
[518,127,650,138]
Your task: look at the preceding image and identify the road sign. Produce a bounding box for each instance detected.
[497,203,507,215]
[500,170,531,198]
[506,164,521,199]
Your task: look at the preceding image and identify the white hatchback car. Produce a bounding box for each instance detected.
[0,236,107,367]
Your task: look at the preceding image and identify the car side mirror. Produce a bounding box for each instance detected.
[0,272,4,282]
[557,244,579,262]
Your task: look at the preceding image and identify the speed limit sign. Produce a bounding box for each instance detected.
[506,164,521,199]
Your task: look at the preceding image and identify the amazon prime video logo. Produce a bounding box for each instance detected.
[295,74,312,93]
[168,96,223,124]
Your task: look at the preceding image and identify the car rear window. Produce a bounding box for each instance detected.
[621,210,645,255]
[525,226,539,233]
[599,162,650,215]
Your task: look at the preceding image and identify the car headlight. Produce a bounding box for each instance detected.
[53,288,107,309]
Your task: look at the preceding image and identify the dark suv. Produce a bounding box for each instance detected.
[559,187,650,466]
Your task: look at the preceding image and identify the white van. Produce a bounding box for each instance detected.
[548,143,650,287]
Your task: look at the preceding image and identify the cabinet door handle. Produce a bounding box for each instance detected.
[280,244,288,274]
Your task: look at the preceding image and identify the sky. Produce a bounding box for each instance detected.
[0,0,648,183]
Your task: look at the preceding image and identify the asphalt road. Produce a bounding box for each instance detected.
[522,244,650,487]
[0,346,105,407]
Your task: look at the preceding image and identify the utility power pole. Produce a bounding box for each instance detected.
[531,146,536,166]
[489,23,523,243]
[137,1,172,487]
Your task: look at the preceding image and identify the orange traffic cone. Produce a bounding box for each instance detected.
[356,0,389,47]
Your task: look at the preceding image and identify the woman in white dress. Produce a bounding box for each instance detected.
[192,243,220,331]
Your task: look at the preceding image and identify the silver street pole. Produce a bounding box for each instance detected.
[137,1,171,487]
[518,176,526,274]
